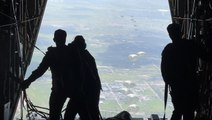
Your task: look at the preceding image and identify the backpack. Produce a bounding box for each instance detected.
[105,111,132,120]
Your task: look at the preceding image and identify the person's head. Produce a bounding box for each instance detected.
[53,29,67,47]
[167,23,182,42]
[73,35,86,50]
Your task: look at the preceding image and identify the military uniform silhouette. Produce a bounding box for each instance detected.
[65,35,102,120]
[161,23,208,120]
[21,29,83,120]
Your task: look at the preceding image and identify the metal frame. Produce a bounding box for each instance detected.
[168,0,212,119]
[0,0,47,120]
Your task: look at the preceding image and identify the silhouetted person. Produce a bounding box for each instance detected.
[161,23,207,120]
[65,35,102,120]
[21,29,83,120]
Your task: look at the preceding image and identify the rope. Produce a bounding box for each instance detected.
[22,90,50,119]
[34,45,46,55]
[173,17,212,22]
[0,11,15,21]
[0,17,40,28]
[0,16,46,55]
[21,90,69,119]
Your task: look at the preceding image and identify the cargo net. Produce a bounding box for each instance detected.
[169,0,212,119]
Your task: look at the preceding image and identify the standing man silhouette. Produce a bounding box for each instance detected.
[161,23,206,120]
[65,35,102,120]
[21,29,83,120]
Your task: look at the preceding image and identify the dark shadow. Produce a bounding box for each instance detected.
[161,23,209,120]
[64,35,102,120]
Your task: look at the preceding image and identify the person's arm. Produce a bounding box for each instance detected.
[161,45,172,84]
[21,50,51,89]
[85,50,102,90]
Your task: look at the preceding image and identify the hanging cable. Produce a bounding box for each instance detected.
[0,14,46,55]
[25,6,46,56]
[0,11,15,21]
[10,1,46,119]
[0,17,40,28]
[22,90,49,119]
[22,90,66,119]
[173,16,212,22]
[33,45,46,55]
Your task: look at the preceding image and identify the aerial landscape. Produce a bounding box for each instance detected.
[16,0,173,119]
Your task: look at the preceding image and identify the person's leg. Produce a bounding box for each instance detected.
[89,104,100,120]
[88,93,101,120]
[170,90,183,120]
[64,99,78,120]
[171,106,182,120]
[64,96,91,120]
[49,91,66,120]
[75,97,92,120]
[183,109,194,120]
[182,93,197,120]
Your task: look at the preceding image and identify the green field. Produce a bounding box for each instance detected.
[15,64,173,119]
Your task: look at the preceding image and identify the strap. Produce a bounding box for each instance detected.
[163,83,169,120]
[99,112,104,120]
